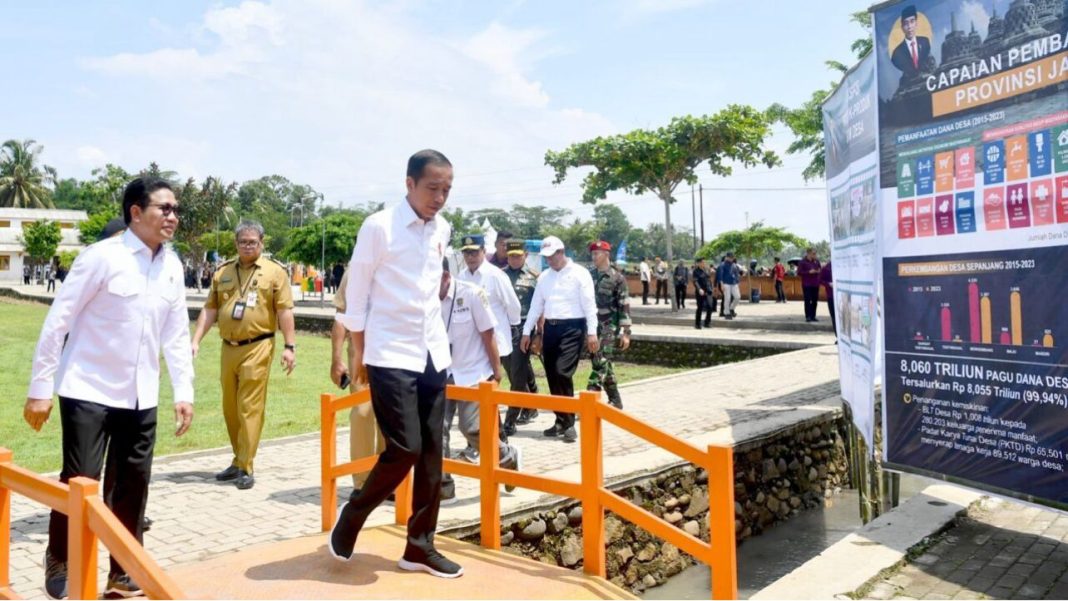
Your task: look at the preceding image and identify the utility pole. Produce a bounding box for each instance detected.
[699,185,705,246]
[691,185,697,255]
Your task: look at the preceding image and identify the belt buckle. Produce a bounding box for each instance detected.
[228,340,239,346]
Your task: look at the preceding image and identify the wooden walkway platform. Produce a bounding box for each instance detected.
[168,525,634,599]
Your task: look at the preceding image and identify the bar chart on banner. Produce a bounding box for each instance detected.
[884,246,1068,366]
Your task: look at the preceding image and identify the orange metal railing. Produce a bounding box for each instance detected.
[321,381,738,600]
[0,448,184,600]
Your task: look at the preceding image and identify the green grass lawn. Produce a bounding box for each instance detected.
[1,299,684,473]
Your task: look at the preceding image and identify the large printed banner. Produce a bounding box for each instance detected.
[874,0,1068,509]
[823,53,880,451]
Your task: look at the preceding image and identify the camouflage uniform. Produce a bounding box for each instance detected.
[587,264,632,408]
[502,260,540,429]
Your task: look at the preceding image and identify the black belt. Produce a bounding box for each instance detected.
[545,318,585,326]
[224,332,274,347]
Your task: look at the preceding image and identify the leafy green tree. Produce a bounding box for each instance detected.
[441,207,478,238]
[0,139,56,208]
[467,208,515,234]
[234,175,320,253]
[545,218,598,259]
[57,250,80,271]
[77,203,121,244]
[19,220,62,269]
[697,221,806,291]
[511,204,570,239]
[199,230,237,259]
[279,213,367,270]
[592,204,631,251]
[545,106,780,275]
[173,176,237,269]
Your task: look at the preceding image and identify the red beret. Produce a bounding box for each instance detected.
[588,240,611,252]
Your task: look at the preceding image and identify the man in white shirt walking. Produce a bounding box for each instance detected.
[520,236,598,443]
[439,259,522,501]
[455,233,520,461]
[330,149,462,578]
[638,256,651,305]
[24,177,195,600]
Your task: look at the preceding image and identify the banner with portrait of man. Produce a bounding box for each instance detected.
[873,0,1068,510]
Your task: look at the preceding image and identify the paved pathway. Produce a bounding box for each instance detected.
[6,346,841,599]
[859,497,1068,600]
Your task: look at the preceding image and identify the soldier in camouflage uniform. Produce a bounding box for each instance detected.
[501,239,541,436]
[586,240,631,409]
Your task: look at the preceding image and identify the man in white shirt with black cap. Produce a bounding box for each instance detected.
[330,149,462,579]
[519,235,599,443]
[24,177,195,600]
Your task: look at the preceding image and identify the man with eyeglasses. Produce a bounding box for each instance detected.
[191,219,297,491]
[25,177,195,599]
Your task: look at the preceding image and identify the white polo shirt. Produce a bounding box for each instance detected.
[442,279,497,386]
[522,258,598,336]
[457,259,520,357]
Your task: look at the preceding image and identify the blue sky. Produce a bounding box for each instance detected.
[2,0,871,243]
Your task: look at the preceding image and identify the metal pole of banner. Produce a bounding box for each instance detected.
[320,194,326,310]
[699,185,705,247]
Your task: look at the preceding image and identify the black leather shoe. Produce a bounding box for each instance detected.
[703,320,711,327]
[516,409,538,425]
[142,516,153,532]
[44,549,67,600]
[329,501,357,562]
[235,470,255,490]
[543,424,564,437]
[562,427,578,443]
[215,465,241,481]
[502,422,517,437]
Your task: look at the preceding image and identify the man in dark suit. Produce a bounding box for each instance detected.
[891,6,930,78]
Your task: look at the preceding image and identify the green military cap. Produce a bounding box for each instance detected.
[506,240,526,255]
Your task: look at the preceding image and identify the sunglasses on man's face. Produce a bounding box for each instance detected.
[148,203,182,217]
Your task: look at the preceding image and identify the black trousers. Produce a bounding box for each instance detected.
[775,280,786,302]
[543,319,585,430]
[827,296,837,337]
[49,397,156,576]
[655,280,668,303]
[675,284,687,307]
[695,293,713,325]
[803,285,819,320]
[641,281,649,304]
[504,324,538,427]
[342,355,447,558]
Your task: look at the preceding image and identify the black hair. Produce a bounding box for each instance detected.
[774,257,781,262]
[122,177,174,225]
[497,230,514,240]
[407,149,452,183]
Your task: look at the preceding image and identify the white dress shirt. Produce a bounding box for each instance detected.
[457,260,520,357]
[337,200,452,373]
[28,229,194,409]
[639,261,650,282]
[442,279,497,386]
[522,259,598,336]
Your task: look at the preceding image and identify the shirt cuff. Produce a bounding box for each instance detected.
[27,379,54,401]
[173,382,195,404]
[336,312,366,332]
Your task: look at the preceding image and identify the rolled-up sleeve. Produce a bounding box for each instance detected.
[161,266,195,403]
[336,218,380,332]
[28,248,103,400]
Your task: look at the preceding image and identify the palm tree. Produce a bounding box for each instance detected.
[0,139,57,208]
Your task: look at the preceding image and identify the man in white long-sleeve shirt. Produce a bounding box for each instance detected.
[329,149,463,579]
[519,236,599,443]
[24,177,195,600]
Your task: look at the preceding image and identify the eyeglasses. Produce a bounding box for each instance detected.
[149,203,182,217]
[237,240,262,247]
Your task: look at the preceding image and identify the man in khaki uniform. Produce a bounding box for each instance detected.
[330,268,386,492]
[192,220,297,490]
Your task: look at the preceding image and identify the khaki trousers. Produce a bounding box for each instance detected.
[221,340,273,473]
[349,392,385,488]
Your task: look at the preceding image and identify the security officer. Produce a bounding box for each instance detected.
[501,239,540,436]
[191,219,297,490]
[587,240,631,409]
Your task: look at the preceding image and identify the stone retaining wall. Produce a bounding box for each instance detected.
[458,416,850,595]
[624,338,784,368]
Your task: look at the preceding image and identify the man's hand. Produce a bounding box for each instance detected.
[698,289,705,296]
[586,335,600,354]
[330,358,347,387]
[24,398,52,431]
[520,335,531,353]
[191,341,200,358]
[174,402,194,437]
[281,347,296,375]
[620,333,631,351]
[491,366,503,383]
[531,334,543,355]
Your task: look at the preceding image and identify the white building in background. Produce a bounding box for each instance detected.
[0,208,89,283]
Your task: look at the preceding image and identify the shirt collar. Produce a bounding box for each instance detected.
[397,198,429,227]
[121,228,152,256]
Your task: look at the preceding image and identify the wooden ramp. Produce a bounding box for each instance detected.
[168,525,634,600]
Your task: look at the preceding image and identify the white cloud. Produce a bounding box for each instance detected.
[461,21,551,108]
[959,1,991,37]
[619,0,713,20]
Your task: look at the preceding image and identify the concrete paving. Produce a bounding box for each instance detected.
[4,345,841,599]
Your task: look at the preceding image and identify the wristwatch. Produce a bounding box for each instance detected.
[284,344,296,351]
